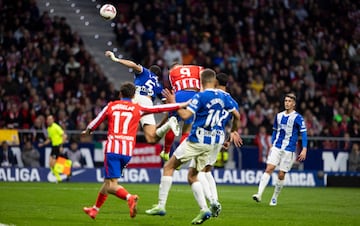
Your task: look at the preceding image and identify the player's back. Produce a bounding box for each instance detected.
[188,89,235,145]
[105,100,142,155]
[169,65,203,92]
[134,67,163,100]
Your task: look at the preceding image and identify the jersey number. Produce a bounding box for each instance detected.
[113,111,132,134]
[179,67,191,77]
[205,109,229,127]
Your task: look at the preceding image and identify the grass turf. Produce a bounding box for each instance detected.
[0,182,359,226]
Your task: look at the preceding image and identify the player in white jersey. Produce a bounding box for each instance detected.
[145,69,242,224]
[252,93,308,206]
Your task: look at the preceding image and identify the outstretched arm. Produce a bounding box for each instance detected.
[105,51,142,73]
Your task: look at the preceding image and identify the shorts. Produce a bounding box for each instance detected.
[133,94,156,126]
[174,141,220,171]
[266,147,296,172]
[50,145,62,159]
[103,153,131,179]
[171,90,197,125]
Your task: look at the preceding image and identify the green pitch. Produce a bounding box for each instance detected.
[0,182,359,226]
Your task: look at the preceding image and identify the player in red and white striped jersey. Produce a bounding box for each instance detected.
[82,82,186,220]
[160,64,204,161]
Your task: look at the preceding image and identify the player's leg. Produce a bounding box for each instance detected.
[50,147,61,182]
[269,151,295,206]
[145,142,186,216]
[253,147,280,202]
[161,90,195,159]
[188,166,211,224]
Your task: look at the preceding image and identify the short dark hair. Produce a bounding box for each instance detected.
[120,82,136,98]
[285,93,296,101]
[149,65,161,77]
[216,73,228,86]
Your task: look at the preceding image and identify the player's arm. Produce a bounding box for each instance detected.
[105,51,142,73]
[229,109,243,147]
[140,102,188,115]
[297,117,308,161]
[82,105,108,135]
[38,137,50,147]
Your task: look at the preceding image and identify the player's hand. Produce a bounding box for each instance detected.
[105,51,116,61]
[297,148,307,161]
[222,141,231,150]
[230,131,243,147]
[81,129,92,136]
[162,88,176,103]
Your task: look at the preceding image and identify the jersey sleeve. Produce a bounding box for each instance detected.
[140,103,180,114]
[187,93,201,113]
[87,104,109,131]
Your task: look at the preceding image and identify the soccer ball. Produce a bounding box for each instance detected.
[99,4,117,20]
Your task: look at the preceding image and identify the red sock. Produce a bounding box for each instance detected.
[180,133,189,143]
[115,186,129,200]
[95,193,108,209]
[164,130,175,153]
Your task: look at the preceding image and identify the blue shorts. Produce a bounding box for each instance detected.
[103,153,131,179]
[171,90,197,125]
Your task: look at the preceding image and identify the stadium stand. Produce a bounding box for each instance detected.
[0,0,360,152]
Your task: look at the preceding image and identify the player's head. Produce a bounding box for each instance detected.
[120,82,136,99]
[46,115,54,126]
[284,92,296,110]
[200,68,216,88]
[149,65,161,77]
[216,73,228,87]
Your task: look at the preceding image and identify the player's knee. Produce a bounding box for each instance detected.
[278,171,286,180]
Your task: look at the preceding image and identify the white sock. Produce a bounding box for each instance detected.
[258,172,271,197]
[191,181,208,211]
[156,121,171,138]
[205,171,218,202]
[198,172,214,203]
[158,176,172,209]
[272,179,284,199]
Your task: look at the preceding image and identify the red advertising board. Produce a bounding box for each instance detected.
[127,143,163,168]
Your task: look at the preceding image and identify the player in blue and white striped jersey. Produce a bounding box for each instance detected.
[105,51,179,145]
[197,72,241,218]
[145,68,242,224]
[252,93,308,206]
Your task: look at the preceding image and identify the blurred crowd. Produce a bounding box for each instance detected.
[0,0,114,143]
[0,0,360,153]
[112,0,360,151]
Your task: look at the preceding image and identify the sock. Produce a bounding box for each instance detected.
[272,179,284,199]
[156,120,173,138]
[95,193,108,209]
[51,167,61,182]
[258,172,271,197]
[205,171,218,202]
[191,181,208,211]
[158,176,173,209]
[198,172,213,203]
[180,132,189,143]
[163,130,175,153]
[115,186,129,200]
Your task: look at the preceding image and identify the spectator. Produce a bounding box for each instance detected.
[64,141,84,168]
[254,125,271,169]
[349,143,360,172]
[0,141,17,167]
[21,140,40,167]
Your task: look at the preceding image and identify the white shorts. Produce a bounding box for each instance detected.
[174,141,220,171]
[133,94,156,126]
[266,146,296,172]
